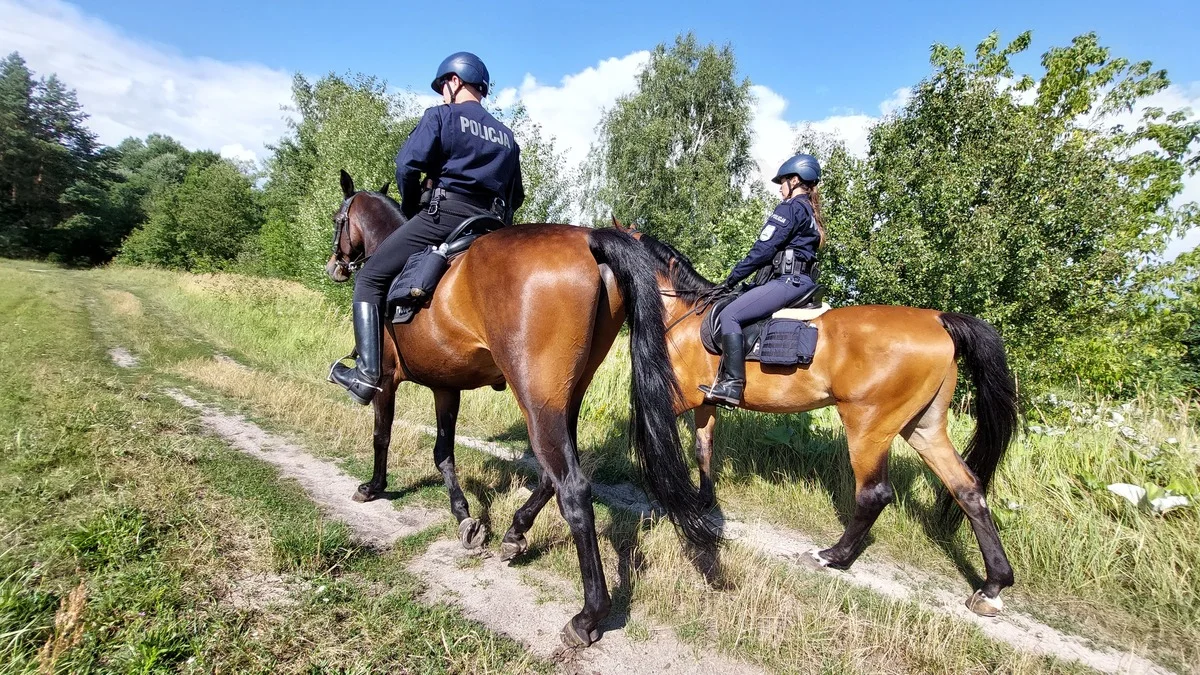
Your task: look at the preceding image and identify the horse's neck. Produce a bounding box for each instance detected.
[363,214,406,257]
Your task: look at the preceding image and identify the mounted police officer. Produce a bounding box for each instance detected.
[329,52,525,405]
[700,153,825,407]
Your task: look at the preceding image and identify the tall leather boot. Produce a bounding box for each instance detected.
[328,302,383,405]
[699,333,746,407]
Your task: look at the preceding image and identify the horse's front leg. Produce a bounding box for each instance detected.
[694,404,718,509]
[353,369,396,502]
[432,389,486,548]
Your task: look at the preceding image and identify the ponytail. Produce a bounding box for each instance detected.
[799,181,826,250]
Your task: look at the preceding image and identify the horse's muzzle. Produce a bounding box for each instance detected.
[326,257,351,283]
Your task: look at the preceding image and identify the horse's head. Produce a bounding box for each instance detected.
[325,169,403,283]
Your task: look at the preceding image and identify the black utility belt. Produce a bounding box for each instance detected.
[430,188,505,214]
[771,249,815,276]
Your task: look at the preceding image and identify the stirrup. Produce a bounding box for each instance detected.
[699,382,742,408]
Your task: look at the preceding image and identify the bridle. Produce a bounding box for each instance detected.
[330,193,367,274]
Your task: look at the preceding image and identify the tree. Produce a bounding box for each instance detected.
[260,73,419,288]
[817,32,1200,395]
[505,104,573,224]
[119,157,263,271]
[587,32,757,274]
[0,52,128,263]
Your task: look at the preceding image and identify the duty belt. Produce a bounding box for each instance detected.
[772,248,817,278]
[429,187,506,219]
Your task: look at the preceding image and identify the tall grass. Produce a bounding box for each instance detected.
[86,263,1200,671]
[0,260,545,673]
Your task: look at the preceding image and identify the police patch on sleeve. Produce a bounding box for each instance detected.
[759,225,776,241]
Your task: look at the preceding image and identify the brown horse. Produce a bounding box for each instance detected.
[324,171,715,646]
[613,221,1019,616]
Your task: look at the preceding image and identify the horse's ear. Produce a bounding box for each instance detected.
[340,169,355,199]
[379,180,391,196]
[611,213,625,231]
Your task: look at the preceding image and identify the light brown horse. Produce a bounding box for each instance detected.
[614,221,1019,616]
[326,171,716,646]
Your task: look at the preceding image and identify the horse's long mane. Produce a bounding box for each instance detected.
[365,190,408,226]
[638,233,717,302]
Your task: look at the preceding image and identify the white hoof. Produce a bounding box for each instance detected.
[966,589,1004,616]
[801,549,831,569]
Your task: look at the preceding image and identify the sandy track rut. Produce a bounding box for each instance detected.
[164,385,762,674]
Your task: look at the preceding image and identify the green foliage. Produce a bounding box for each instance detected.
[587,32,760,272]
[275,73,420,290]
[0,52,119,263]
[814,32,1200,396]
[505,103,574,224]
[119,157,264,271]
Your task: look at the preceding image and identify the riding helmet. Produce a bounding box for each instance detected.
[431,52,490,97]
[772,153,821,184]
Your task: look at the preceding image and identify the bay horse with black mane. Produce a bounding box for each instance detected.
[325,171,715,646]
[613,219,1019,616]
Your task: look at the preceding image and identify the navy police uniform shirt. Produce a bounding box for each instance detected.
[395,101,525,217]
[726,194,820,284]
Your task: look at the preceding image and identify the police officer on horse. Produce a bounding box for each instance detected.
[329,52,525,404]
[700,153,824,407]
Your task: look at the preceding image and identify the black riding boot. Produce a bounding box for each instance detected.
[328,302,382,406]
[699,333,746,407]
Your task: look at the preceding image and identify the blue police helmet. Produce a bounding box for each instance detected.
[771,153,821,184]
[431,52,491,97]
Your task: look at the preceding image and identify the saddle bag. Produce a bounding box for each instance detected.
[757,318,818,366]
[387,246,448,323]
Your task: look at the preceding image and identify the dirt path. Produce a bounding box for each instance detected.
[412,540,761,675]
[159,383,763,674]
[403,406,1169,675]
[109,349,1167,674]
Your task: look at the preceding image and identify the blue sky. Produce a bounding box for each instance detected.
[62,0,1200,122]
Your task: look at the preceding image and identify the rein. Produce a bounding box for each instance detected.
[331,193,367,273]
[661,286,730,334]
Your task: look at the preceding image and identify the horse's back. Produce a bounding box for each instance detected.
[809,304,957,402]
[415,224,619,396]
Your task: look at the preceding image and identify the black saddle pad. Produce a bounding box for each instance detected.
[699,283,826,358]
[386,215,507,324]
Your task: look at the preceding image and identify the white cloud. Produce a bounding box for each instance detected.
[0,0,294,164]
[747,85,900,187]
[493,52,650,172]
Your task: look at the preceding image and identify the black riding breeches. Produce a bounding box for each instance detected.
[719,275,815,337]
[352,200,483,310]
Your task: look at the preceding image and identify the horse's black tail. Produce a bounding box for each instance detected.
[589,228,719,553]
[937,312,1019,527]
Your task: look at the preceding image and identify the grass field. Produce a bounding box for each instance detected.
[3,258,1197,673]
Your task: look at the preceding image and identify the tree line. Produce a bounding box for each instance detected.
[1,30,1198,398]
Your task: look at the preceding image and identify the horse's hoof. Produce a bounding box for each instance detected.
[560,621,599,648]
[966,589,1004,617]
[798,549,832,570]
[353,483,379,503]
[500,535,528,562]
[458,518,487,549]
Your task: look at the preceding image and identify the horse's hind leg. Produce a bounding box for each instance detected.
[353,368,396,502]
[811,403,897,568]
[903,390,1014,615]
[523,405,610,647]
[431,389,485,548]
[500,471,554,561]
[694,404,718,509]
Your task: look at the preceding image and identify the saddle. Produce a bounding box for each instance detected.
[699,284,829,364]
[386,214,506,323]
